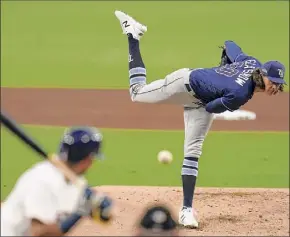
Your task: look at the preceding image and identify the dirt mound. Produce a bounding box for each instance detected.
[69,186,289,236]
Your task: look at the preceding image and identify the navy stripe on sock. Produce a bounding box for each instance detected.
[182,165,198,170]
[130,73,146,79]
[184,157,199,162]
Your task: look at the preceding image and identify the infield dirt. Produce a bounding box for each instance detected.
[1,88,289,131]
[1,88,289,236]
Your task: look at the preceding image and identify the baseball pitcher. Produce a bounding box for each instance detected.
[114,10,286,228]
[1,127,112,236]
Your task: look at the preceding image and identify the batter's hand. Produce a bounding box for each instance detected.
[90,193,113,224]
[75,187,113,224]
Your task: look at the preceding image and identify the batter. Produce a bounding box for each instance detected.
[114,10,286,228]
[1,127,112,236]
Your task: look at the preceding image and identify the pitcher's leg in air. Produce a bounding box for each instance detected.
[115,10,194,105]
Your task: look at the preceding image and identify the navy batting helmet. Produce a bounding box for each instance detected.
[58,126,104,163]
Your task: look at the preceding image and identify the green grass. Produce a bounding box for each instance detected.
[1,126,288,200]
[1,1,289,89]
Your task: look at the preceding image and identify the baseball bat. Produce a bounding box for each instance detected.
[1,111,113,223]
[0,111,87,188]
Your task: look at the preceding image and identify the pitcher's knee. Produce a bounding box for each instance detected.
[130,94,138,102]
[129,84,143,102]
[184,141,204,158]
[184,150,202,159]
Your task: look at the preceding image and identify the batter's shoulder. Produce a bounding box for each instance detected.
[26,161,66,185]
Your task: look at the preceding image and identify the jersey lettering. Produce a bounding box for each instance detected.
[235,60,257,86]
[215,61,244,77]
[215,64,239,77]
[215,60,258,87]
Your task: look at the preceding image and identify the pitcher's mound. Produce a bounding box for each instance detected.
[69,186,289,236]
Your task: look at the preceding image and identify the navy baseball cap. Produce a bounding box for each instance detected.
[261,61,286,84]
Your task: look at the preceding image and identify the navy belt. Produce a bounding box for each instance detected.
[185,83,197,98]
[185,83,193,93]
[185,82,202,101]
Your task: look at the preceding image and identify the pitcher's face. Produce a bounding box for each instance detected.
[262,76,282,96]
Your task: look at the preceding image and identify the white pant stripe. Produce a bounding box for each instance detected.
[181,168,198,176]
[130,76,146,86]
[129,67,146,77]
[183,160,198,168]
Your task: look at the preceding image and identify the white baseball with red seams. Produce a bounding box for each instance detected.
[157,150,173,164]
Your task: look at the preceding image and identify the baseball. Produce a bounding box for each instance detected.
[157,150,173,164]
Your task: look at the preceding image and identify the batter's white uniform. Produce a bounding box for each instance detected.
[1,161,84,236]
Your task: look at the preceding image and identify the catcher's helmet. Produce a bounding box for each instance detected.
[58,126,104,163]
[139,205,177,232]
